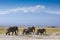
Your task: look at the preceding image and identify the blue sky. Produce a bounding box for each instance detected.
[0,0,60,27]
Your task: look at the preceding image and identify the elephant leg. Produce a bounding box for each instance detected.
[12,32,13,35]
[25,31,28,35]
[25,32,28,35]
[15,31,17,35]
[33,32,34,35]
[6,32,8,35]
[22,30,26,35]
[36,32,39,35]
[6,32,10,35]
[8,32,10,35]
[40,33,44,35]
[40,33,42,35]
[6,33,7,35]
[43,32,45,35]
[22,31,24,34]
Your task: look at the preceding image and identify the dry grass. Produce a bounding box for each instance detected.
[46,28,60,34]
[0,27,60,35]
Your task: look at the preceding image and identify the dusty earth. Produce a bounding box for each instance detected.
[0,33,60,40]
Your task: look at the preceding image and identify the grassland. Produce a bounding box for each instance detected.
[0,27,60,35]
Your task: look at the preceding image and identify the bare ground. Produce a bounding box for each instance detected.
[0,33,60,40]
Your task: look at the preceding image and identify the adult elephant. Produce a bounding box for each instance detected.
[36,28,46,35]
[6,26,18,35]
[22,26,35,35]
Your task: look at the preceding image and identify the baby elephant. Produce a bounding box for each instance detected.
[36,28,46,35]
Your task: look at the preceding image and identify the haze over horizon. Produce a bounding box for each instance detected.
[0,0,60,27]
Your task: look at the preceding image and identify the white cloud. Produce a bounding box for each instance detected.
[45,11,60,14]
[0,5,60,15]
[0,5,45,15]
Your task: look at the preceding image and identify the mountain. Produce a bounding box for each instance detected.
[0,12,60,27]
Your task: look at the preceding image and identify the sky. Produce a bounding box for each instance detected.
[0,0,60,27]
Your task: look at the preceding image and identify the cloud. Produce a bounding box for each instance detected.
[0,5,45,15]
[0,5,60,15]
[45,11,60,14]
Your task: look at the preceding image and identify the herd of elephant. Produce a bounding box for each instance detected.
[6,26,46,35]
